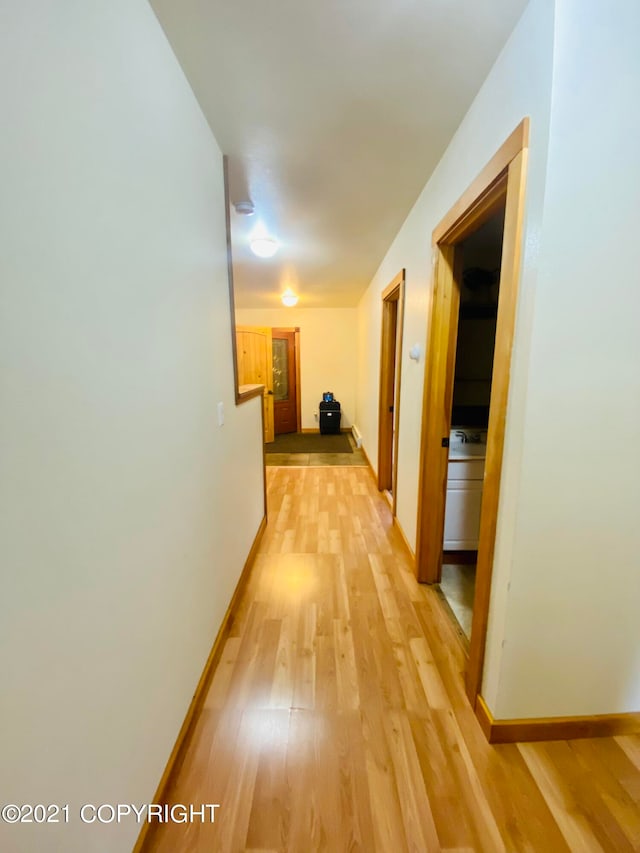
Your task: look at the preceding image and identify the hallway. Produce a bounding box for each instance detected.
[147,466,640,852]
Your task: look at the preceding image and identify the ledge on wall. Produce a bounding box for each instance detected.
[237,383,264,403]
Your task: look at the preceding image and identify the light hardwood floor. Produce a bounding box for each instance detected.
[147,466,640,852]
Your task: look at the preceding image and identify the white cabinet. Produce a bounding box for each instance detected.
[443,458,484,550]
[446,458,484,480]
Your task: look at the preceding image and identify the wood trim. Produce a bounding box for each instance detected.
[432,119,529,245]
[391,279,405,517]
[475,694,640,744]
[416,120,530,712]
[415,243,459,583]
[294,329,302,432]
[377,269,405,506]
[237,383,264,403]
[378,300,394,489]
[443,173,508,248]
[134,514,267,853]
[465,146,529,704]
[259,392,267,517]
[223,155,240,400]
[381,268,405,300]
[475,694,494,741]
[223,154,251,408]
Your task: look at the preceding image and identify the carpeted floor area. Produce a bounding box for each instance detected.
[265,432,352,454]
[264,431,368,467]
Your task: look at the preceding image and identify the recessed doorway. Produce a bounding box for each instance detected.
[416,119,529,707]
[440,209,505,640]
[378,270,405,514]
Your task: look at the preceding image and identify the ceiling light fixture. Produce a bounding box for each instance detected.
[233,200,255,215]
[250,237,279,258]
[281,288,298,307]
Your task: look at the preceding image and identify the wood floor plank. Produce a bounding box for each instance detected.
[286,711,344,852]
[568,738,640,848]
[213,709,266,853]
[383,710,441,851]
[616,735,640,772]
[360,706,410,853]
[291,601,316,711]
[147,466,640,852]
[244,709,291,852]
[204,636,241,710]
[518,741,609,853]
[408,711,481,849]
[545,738,638,852]
[333,617,361,710]
[432,708,505,853]
[333,710,377,851]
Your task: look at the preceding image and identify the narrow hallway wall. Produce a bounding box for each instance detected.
[493,0,640,718]
[355,0,555,710]
[356,0,640,721]
[0,2,264,851]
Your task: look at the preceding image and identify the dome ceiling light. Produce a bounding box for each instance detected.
[250,237,279,258]
[233,200,255,215]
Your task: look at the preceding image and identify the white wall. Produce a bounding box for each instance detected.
[357,0,640,721]
[355,0,555,712]
[356,0,554,575]
[236,308,358,428]
[0,3,264,851]
[492,0,640,718]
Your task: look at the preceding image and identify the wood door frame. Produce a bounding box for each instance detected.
[415,119,529,707]
[272,327,302,433]
[224,156,263,406]
[377,270,405,515]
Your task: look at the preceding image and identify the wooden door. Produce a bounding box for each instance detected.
[272,329,298,435]
[235,325,274,442]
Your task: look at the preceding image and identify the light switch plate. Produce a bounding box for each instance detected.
[217,401,224,427]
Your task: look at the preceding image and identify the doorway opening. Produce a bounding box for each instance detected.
[440,209,504,640]
[378,270,405,515]
[416,119,529,708]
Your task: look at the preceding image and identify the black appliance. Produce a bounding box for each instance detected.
[319,395,341,434]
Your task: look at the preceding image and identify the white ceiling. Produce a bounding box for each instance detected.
[150,0,528,308]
